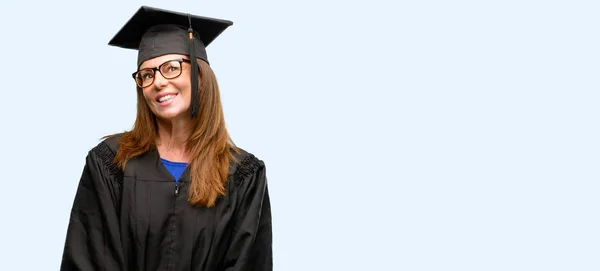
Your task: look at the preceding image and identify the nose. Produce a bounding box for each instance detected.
[152,70,169,88]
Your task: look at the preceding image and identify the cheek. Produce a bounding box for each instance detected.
[173,81,192,98]
[176,70,196,97]
[141,89,154,103]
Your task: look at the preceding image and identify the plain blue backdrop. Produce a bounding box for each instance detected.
[0,0,598,270]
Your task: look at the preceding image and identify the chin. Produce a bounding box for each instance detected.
[154,109,189,121]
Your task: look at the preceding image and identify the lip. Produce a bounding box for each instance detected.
[156,92,178,106]
[156,92,178,102]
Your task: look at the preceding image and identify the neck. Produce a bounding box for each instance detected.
[156,116,193,162]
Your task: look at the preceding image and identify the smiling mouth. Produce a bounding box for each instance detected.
[157,94,177,103]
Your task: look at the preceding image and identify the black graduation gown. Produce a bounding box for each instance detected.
[60,136,272,271]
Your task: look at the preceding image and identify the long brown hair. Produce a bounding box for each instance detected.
[106,59,238,208]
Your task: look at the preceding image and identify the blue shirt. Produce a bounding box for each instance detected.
[160,158,188,182]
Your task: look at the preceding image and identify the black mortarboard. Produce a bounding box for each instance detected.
[108,6,233,119]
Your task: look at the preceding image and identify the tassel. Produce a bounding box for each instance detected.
[188,15,200,119]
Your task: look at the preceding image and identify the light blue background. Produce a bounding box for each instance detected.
[0,0,598,270]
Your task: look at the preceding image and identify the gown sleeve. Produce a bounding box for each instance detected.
[223,155,273,271]
[60,142,124,271]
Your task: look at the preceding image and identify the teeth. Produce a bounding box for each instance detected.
[158,94,175,102]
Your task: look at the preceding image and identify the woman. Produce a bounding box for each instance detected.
[60,6,272,271]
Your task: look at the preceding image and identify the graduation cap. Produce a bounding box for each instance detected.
[108,6,233,119]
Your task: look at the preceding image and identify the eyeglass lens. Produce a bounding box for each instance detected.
[135,60,183,87]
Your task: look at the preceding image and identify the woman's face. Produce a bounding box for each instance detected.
[138,54,194,121]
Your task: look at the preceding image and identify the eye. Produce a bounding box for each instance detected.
[139,70,154,80]
[163,61,181,72]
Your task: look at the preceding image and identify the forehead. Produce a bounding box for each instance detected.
[139,53,187,69]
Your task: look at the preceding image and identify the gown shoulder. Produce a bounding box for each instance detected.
[229,146,266,187]
[86,133,124,180]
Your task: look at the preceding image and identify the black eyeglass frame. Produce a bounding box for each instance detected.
[132,58,192,88]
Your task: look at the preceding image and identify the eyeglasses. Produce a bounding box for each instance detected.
[132,58,192,88]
